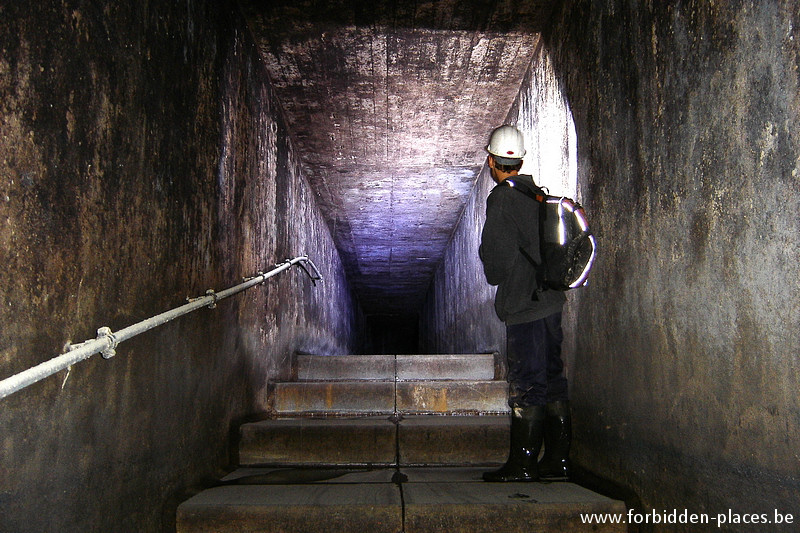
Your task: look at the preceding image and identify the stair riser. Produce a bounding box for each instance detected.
[239,416,510,466]
[398,417,509,466]
[396,382,508,414]
[273,381,509,415]
[396,355,494,380]
[239,419,397,466]
[273,382,395,414]
[296,355,395,381]
[296,354,496,381]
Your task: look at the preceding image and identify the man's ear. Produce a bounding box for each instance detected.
[487,155,495,169]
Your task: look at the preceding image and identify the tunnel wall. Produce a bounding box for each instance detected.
[0,2,359,532]
[418,158,501,355]
[420,40,578,363]
[543,0,800,523]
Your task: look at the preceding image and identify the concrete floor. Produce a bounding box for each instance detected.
[178,466,626,533]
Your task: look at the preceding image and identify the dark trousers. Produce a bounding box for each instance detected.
[506,312,568,407]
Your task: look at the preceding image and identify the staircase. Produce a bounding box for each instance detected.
[177,354,626,532]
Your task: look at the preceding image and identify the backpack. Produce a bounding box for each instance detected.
[504,178,597,292]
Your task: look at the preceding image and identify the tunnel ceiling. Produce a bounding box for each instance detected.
[240,0,556,315]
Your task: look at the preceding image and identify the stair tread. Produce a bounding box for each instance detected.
[403,477,627,533]
[293,377,495,382]
[177,483,402,533]
[221,467,396,484]
[178,482,400,506]
[177,468,626,533]
[298,353,494,358]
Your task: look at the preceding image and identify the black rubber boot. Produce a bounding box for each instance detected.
[483,405,546,482]
[538,400,571,480]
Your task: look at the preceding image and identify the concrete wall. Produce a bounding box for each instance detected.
[418,154,500,354]
[543,0,800,525]
[424,0,799,526]
[0,2,359,532]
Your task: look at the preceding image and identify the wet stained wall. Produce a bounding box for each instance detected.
[0,2,360,532]
[542,0,800,524]
[424,0,799,526]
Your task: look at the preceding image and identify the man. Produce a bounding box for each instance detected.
[479,125,572,482]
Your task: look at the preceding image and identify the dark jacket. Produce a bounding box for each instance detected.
[479,174,565,324]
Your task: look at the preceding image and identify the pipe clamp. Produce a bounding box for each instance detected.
[96,327,118,359]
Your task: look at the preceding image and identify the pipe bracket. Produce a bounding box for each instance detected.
[243,271,267,284]
[205,289,218,309]
[96,326,118,359]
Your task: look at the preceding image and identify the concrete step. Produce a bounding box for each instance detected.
[296,354,395,381]
[177,467,626,533]
[401,467,627,533]
[238,415,509,467]
[273,381,395,414]
[396,381,508,414]
[295,353,496,381]
[239,417,397,467]
[273,380,509,415]
[398,416,508,466]
[397,354,495,381]
[176,475,401,533]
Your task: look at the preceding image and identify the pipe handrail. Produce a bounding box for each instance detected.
[0,255,322,400]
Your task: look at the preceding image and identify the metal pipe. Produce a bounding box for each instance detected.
[0,255,321,400]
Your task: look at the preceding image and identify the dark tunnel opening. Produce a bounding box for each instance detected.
[365,314,421,354]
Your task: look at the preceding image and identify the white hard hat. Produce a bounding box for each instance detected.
[486,125,526,164]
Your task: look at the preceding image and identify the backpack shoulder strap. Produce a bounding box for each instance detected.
[503,178,547,203]
[502,178,548,299]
